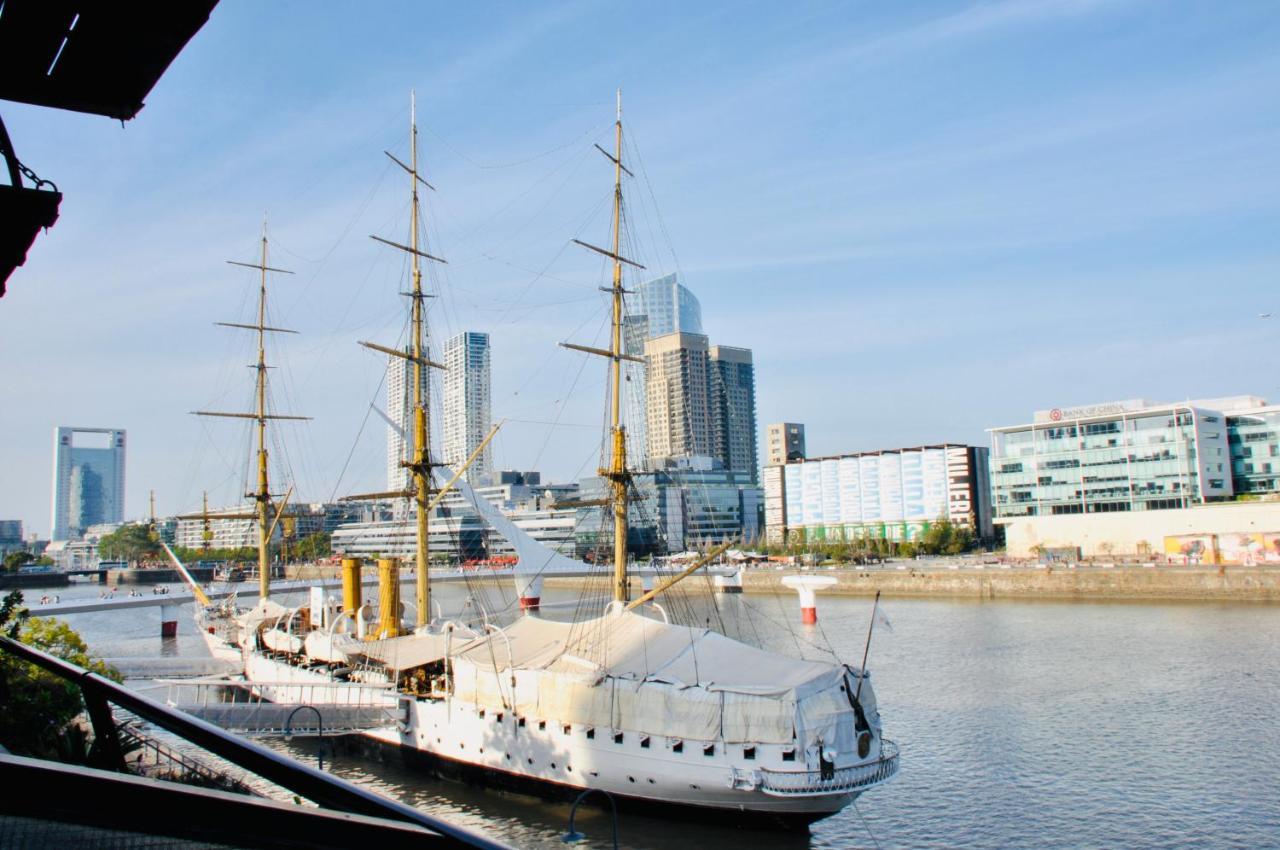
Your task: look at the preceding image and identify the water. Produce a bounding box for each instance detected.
[32,582,1280,849]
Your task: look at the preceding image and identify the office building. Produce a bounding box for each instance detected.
[0,520,24,559]
[1227,404,1280,496]
[173,502,378,551]
[769,444,993,544]
[644,332,713,465]
[990,396,1280,559]
[622,274,704,468]
[766,423,806,466]
[386,352,430,518]
[989,399,1238,519]
[443,331,493,484]
[331,478,580,563]
[709,345,758,482]
[51,427,126,541]
[576,460,761,556]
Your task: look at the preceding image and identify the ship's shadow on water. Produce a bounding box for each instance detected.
[276,734,830,850]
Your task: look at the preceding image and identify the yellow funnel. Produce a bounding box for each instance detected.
[377,557,401,638]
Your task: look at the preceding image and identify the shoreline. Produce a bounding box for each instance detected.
[545,565,1280,603]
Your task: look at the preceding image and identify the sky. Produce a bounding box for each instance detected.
[2,0,1279,538]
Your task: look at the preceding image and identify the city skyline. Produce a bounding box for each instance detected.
[2,2,1278,536]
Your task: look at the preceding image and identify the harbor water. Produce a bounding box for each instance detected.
[36,582,1280,849]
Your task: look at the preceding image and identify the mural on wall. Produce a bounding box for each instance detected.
[1164,532,1280,565]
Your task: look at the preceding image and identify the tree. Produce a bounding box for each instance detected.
[3,551,35,572]
[97,523,163,562]
[293,531,331,562]
[0,591,122,759]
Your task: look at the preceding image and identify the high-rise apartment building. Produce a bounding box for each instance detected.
[709,345,758,482]
[386,353,430,517]
[51,427,126,540]
[644,332,712,466]
[766,423,806,466]
[623,274,703,469]
[443,331,493,483]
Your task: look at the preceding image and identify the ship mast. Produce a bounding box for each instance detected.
[408,92,432,629]
[562,89,646,604]
[358,91,448,629]
[195,222,306,603]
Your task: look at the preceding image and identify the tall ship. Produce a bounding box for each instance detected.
[177,92,899,828]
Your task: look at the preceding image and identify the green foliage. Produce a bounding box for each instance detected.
[916,520,975,556]
[0,591,122,759]
[293,531,331,561]
[3,551,35,572]
[97,523,164,562]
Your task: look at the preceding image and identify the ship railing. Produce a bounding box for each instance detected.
[154,678,399,735]
[758,739,899,797]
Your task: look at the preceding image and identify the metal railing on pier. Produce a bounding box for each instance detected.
[0,634,510,849]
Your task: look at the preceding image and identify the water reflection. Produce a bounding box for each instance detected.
[50,582,1280,849]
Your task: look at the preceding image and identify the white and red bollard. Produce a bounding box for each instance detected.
[514,574,543,612]
[781,575,836,624]
[160,602,179,637]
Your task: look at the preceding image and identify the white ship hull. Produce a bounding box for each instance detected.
[235,648,897,827]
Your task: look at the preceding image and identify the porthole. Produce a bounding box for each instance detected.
[640,736,650,749]
[614,732,624,744]
[703,744,715,757]
[743,746,756,760]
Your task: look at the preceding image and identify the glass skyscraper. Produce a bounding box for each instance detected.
[51,427,126,540]
[622,274,703,467]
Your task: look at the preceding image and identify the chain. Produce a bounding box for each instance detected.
[16,159,58,192]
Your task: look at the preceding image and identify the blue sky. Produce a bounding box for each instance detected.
[2,0,1278,537]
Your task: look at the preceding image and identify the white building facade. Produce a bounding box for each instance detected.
[771,445,993,544]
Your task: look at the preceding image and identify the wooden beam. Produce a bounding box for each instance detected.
[571,239,645,269]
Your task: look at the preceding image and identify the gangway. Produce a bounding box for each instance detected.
[155,678,398,736]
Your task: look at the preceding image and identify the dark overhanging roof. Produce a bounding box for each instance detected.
[0,0,218,295]
[0,1,219,121]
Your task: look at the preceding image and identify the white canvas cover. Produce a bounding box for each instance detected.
[354,627,480,672]
[449,610,865,747]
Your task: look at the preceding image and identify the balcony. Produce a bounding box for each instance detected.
[758,739,899,797]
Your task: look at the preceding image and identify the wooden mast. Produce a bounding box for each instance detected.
[194,221,307,604]
[409,90,432,629]
[606,89,629,604]
[561,89,646,605]
[252,227,271,601]
[361,91,448,630]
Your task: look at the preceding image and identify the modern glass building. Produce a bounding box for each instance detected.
[1227,405,1280,495]
[623,273,703,350]
[988,400,1235,519]
[51,427,126,540]
[576,463,761,556]
[622,274,703,469]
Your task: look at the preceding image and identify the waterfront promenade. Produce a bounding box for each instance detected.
[545,560,1280,603]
